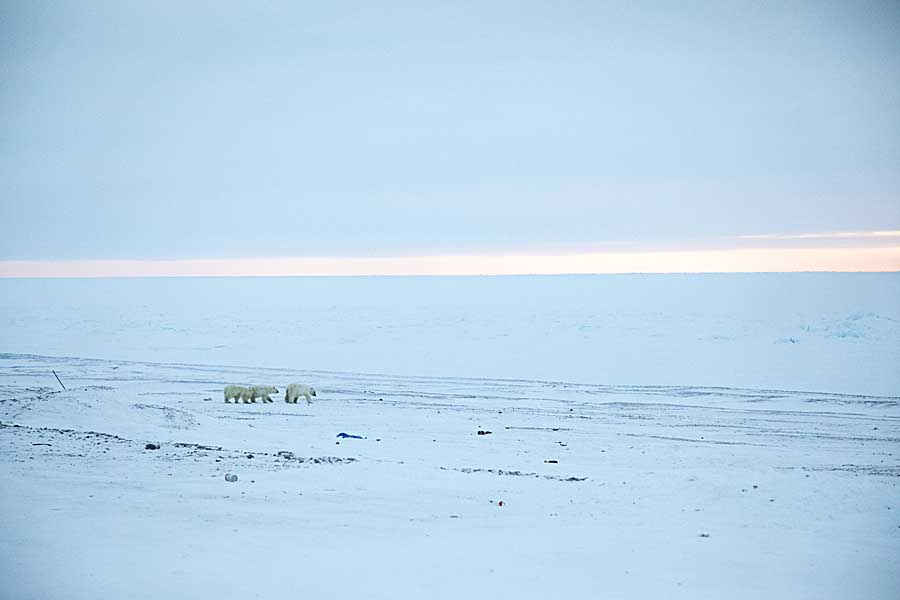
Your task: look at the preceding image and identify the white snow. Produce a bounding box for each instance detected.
[2,274,899,394]
[1,274,898,598]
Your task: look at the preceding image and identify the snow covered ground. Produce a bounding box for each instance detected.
[2,274,899,395]
[1,274,898,598]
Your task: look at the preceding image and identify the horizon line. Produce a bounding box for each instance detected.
[1,246,898,278]
[735,229,900,241]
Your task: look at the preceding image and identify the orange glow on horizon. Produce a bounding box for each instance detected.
[737,230,900,241]
[1,246,898,278]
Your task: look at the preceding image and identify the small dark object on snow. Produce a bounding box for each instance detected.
[498,500,504,507]
[225,473,238,482]
[32,443,52,447]
[752,484,759,489]
[246,453,254,459]
[337,432,365,439]
[699,533,710,538]
[544,460,559,464]
[145,443,160,450]
[52,370,66,390]
[477,430,492,436]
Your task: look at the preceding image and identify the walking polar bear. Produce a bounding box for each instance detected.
[250,385,279,403]
[285,383,317,404]
[223,385,279,403]
[224,385,252,404]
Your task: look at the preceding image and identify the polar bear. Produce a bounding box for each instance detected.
[224,385,252,404]
[249,385,279,403]
[285,383,317,404]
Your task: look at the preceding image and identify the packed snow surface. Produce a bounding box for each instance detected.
[1,274,898,598]
[2,273,898,395]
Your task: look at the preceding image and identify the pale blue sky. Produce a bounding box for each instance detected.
[2,1,898,260]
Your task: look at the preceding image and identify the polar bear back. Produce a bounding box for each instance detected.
[251,385,278,396]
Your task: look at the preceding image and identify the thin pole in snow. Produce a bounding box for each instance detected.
[52,370,66,390]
